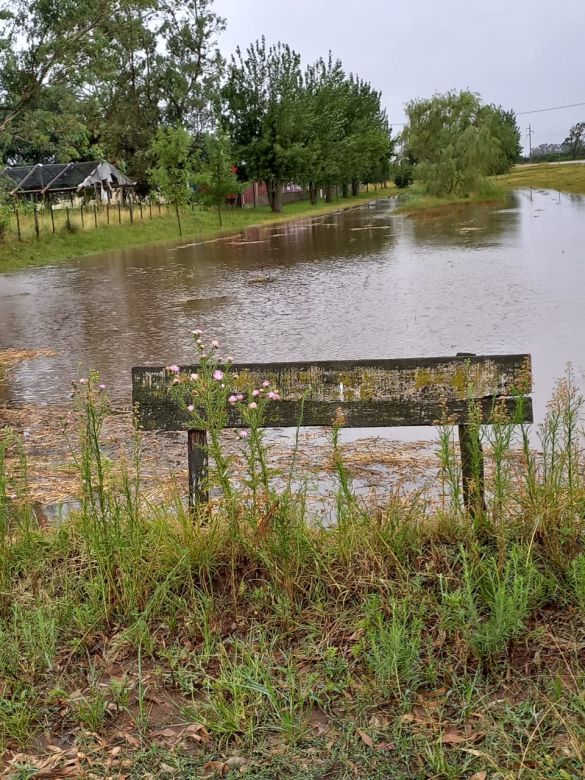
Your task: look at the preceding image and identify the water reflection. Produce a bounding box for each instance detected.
[405,193,520,248]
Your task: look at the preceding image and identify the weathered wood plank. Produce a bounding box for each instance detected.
[132,355,532,431]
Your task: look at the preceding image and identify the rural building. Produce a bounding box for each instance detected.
[0,160,135,202]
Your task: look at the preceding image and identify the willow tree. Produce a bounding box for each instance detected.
[402,91,516,197]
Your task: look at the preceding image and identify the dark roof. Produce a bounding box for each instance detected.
[0,161,135,194]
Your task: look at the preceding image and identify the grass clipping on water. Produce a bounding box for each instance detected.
[1,366,585,779]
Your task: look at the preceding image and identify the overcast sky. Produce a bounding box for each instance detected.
[214,0,585,153]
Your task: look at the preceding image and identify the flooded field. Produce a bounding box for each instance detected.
[1,190,584,417]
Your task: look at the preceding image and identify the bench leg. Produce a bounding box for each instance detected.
[188,429,208,510]
[458,423,486,518]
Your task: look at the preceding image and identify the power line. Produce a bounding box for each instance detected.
[517,101,585,116]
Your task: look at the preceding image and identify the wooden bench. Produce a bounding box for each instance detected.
[132,353,533,516]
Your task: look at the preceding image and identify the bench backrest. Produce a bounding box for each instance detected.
[132,354,533,430]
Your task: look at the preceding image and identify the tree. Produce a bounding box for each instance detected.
[402,91,515,197]
[194,133,241,226]
[221,38,305,213]
[300,55,347,204]
[337,76,392,197]
[0,0,225,176]
[149,126,198,235]
[486,107,522,173]
[0,84,94,164]
[563,122,585,160]
[156,0,225,134]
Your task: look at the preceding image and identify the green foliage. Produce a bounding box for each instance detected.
[300,56,391,200]
[0,0,225,172]
[222,40,391,211]
[194,133,241,225]
[569,553,585,612]
[564,122,585,160]
[0,182,11,237]
[362,594,423,694]
[393,160,414,188]
[149,126,199,234]
[222,38,305,213]
[442,548,546,659]
[402,90,520,196]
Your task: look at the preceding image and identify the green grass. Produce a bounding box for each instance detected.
[499,161,585,195]
[395,181,508,216]
[1,363,585,777]
[0,187,398,275]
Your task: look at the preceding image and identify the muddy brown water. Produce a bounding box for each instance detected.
[1,189,585,441]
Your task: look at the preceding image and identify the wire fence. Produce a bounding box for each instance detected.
[7,199,172,242]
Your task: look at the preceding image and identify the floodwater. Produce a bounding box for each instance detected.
[1,189,585,435]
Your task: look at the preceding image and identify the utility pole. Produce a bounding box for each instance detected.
[526,124,533,159]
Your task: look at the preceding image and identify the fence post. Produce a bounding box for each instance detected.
[118,202,121,224]
[106,203,110,224]
[33,205,40,241]
[139,201,143,220]
[66,207,71,232]
[149,201,152,220]
[80,205,85,229]
[129,196,134,224]
[14,204,22,241]
[158,201,162,216]
[456,352,487,519]
[93,204,98,228]
[188,429,208,509]
[50,204,55,234]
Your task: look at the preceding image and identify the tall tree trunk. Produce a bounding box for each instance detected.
[309,183,318,205]
[266,179,283,213]
[273,183,282,213]
[351,179,360,197]
[341,182,349,198]
[325,185,333,203]
[174,201,182,236]
[217,202,222,227]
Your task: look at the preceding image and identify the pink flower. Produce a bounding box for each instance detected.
[238,430,249,439]
[228,395,237,405]
[248,401,257,409]
[192,329,203,336]
[187,404,194,412]
[99,384,106,390]
[211,340,219,348]
[226,355,234,363]
[79,378,87,385]
[262,380,270,388]
[252,389,260,397]
[267,391,280,400]
[213,370,224,381]
[190,373,199,381]
[236,393,244,401]
[166,364,180,373]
